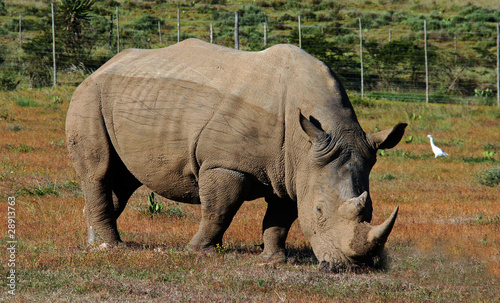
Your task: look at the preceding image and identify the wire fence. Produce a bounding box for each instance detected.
[1,5,500,106]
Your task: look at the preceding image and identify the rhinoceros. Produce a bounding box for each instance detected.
[66,38,407,270]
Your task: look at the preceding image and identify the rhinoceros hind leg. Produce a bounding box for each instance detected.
[111,160,142,219]
[187,168,250,252]
[260,195,298,263]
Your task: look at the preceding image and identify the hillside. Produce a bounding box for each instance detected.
[1,0,500,104]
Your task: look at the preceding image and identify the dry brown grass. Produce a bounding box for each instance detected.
[0,87,499,302]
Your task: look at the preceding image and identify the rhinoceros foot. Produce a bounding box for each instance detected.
[259,250,286,265]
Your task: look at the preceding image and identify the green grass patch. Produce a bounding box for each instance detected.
[5,143,34,153]
[15,96,41,107]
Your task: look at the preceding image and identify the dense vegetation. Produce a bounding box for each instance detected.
[0,0,500,104]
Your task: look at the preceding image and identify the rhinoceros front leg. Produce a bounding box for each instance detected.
[260,195,298,263]
[188,168,249,252]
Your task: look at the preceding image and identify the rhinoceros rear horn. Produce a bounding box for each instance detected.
[367,206,399,245]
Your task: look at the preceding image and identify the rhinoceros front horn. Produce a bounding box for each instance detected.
[367,206,399,245]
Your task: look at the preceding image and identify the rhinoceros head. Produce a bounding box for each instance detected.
[296,113,407,271]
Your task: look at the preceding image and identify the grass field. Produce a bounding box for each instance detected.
[0,86,499,302]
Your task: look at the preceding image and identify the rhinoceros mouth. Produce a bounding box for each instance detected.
[318,250,384,272]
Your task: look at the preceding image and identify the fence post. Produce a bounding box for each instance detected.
[158,20,162,44]
[210,22,213,43]
[298,15,302,48]
[424,19,429,104]
[454,34,457,62]
[359,17,364,98]
[19,14,22,45]
[497,23,499,107]
[235,12,239,49]
[51,3,56,87]
[264,18,268,47]
[116,7,120,53]
[177,9,180,43]
[109,14,113,48]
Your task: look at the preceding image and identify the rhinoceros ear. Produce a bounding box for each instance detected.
[367,123,407,150]
[299,111,328,143]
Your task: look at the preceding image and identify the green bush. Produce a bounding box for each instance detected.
[477,166,500,187]
[0,71,20,91]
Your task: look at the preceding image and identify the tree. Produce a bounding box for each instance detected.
[364,37,436,90]
[57,0,98,68]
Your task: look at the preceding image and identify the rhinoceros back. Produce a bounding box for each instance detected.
[69,39,330,201]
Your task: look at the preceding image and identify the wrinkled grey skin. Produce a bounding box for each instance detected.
[66,39,407,270]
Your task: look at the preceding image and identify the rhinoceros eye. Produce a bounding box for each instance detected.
[315,203,326,224]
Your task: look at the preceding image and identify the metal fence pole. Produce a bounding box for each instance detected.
[264,18,267,47]
[158,20,162,44]
[497,23,499,107]
[235,12,239,49]
[109,14,113,48]
[177,9,180,43]
[51,3,56,87]
[116,7,120,53]
[298,15,302,48]
[424,19,429,104]
[359,17,364,98]
[210,22,213,43]
[19,14,22,45]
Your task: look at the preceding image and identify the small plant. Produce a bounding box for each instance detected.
[408,113,421,120]
[147,192,163,214]
[53,96,62,104]
[476,214,499,225]
[15,183,60,197]
[163,201,185,217]
[404,135,413,143]
[8,123,23,132]
[483,151,496,158]
[474,88,493,98]
[476,166,500,187]
[215,243,229,255]
[380,173,396,181]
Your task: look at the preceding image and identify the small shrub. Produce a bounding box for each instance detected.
[476,213,499,225]
[0,106,12,121]
[380,173,397,181]
[477,166,500,187]
[8,124,23,132]
[147,192,163,214]
[0,71,20,91]
[15,183,59,197]
[163,201,185,217]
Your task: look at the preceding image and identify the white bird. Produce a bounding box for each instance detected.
[427,135,449,158]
